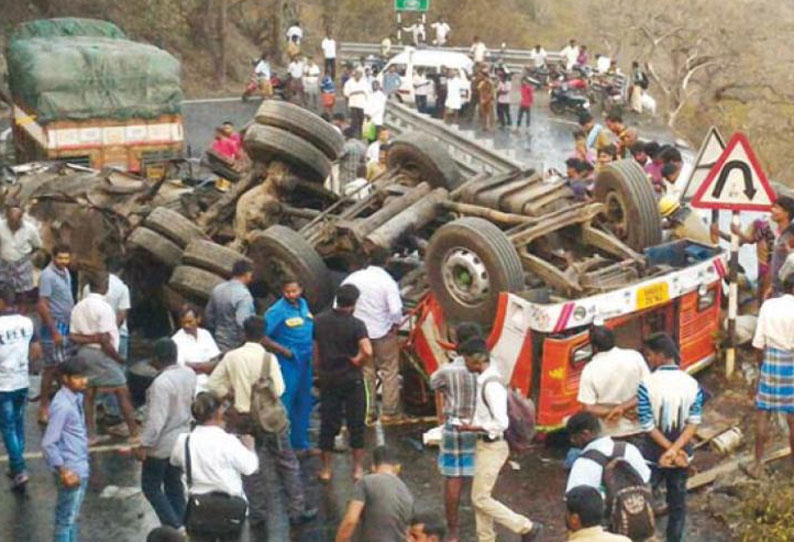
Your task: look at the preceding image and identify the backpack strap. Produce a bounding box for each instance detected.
[184,435,193,489]
[580,440,626,467]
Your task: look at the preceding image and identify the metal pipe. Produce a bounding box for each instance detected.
[439,201,536,225]
[365,187,448,249]
[348,182,431,240]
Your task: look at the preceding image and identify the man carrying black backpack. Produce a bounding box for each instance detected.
[566,412,654,541]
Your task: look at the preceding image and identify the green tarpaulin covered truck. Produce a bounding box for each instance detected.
[4,18,184,178]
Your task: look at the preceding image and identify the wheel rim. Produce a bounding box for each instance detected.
[603,191,629,239]
[441,248,491,306]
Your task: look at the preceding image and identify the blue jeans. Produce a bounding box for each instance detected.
[54,476,87,542]
[654,467,688,542]
[141,457,186,528]
[0,387,28,475]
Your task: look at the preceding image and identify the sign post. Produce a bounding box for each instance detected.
[394,0,430,44]
[691,132,776,377]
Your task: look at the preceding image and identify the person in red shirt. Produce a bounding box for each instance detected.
[210,127,241,162]
[516,76,534,131]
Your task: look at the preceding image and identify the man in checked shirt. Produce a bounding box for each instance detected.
[429,322,482,542]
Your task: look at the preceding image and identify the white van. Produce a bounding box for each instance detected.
[377,47,474,106]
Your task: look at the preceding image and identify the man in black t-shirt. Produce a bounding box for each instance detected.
[315,284,372,482]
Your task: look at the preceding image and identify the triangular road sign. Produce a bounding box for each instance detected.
[691,133,775,212]
[681,127,725,202]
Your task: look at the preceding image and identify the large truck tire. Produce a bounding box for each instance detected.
[126,227,182,268]
[182,239,252,279]
[247,225,333,310]
[425,217,524,327]
[168,265,225,302]
[244,124,331,183]
[387,132,464,190]
[594,159,662,251]
[254,101,344,160]
[144,207,209,248]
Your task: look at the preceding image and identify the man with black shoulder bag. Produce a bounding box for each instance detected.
[170,392,256,541]
[208,316,317,536]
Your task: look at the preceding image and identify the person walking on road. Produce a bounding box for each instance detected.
[335,446,414,542]
[516,76,534,131]
[477,71,496,132]
[134,338,196,529]
[637,333,704,542]
[315,284,372,482]
[341,250,403,423]
[264,278,315,452]
[0,284,40,491]
[748,273,794,478]
[430,322,481,542]
[204,259,256,353]
[41,357,90,542]
[36,243,74,425]
[208,316,317,531]
[321,32,337,80]
[458,338,544,542]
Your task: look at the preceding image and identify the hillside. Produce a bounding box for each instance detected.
[2,0,792,184]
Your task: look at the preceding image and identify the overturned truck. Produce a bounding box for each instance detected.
[8,101,723,428]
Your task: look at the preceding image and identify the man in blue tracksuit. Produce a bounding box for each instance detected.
[264,279,314,452]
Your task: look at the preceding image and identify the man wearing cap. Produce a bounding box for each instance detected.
[659,196,715,245]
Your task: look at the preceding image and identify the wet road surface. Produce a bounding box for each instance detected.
[0,375,729,542]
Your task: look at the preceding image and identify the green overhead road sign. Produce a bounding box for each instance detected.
[395,0,429,12]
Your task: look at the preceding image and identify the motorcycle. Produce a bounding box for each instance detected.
[242,65,287,102]
[549,81,590,116]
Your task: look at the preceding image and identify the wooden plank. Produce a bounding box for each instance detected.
[687,446,791,491]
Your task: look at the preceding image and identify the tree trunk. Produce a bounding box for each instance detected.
[216,0,228,86]
[322,0,340,33]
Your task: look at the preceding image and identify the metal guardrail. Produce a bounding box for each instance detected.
[383,100,525,177]
[340,42,564,72]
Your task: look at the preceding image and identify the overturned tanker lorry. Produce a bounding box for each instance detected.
[5,99,725,430]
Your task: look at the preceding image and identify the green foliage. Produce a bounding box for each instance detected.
[739,480,794,542]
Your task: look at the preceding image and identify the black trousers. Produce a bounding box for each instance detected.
[324,58,336,80]
[517,106,531,127]
[415,95,428,114]
[497,103,512,127]
[319,376,366,450]
[349,107,365,138]
[653,467,688,542]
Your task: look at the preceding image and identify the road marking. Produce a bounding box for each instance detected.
[545,117,579,126]
[182,96,261,105]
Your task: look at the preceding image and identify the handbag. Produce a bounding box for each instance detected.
[249,352,289,435]
[183,435,248,538]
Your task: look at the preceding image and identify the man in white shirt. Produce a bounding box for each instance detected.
[171,305,220,393]
[82,259,131,360]
[470,37,487,63]
[750,273,794,476]
[577,326,650,438]
[69,270,138,443]
[0,204,43,305]
[365,128,391,166]
[459,338,543,542]
[170,392,258,499]
[413,68,431,113]
[0,284,40,489]
[366,81,387,134]
[403,18,426,46]
[596,53,611,74]
[208,316,316,528]
[565,411,650,494]
[303,57,322,110]
[530,45,547,69]
[561,39,579,71]
[341,249,403,422]
[343,69,370,140]
[431,17,451,46]
[288,57,306,105]
[321,32,337,79]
